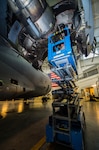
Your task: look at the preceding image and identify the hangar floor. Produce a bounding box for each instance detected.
[0,98,99,150]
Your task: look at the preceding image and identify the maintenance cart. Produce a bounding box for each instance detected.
[46,26,85,150]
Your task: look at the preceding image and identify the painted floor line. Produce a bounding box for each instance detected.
[31,136,46,150]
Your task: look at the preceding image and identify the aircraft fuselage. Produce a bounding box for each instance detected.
[0,45,51,100]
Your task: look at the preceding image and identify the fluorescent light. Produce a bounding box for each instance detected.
[92,84,96,87]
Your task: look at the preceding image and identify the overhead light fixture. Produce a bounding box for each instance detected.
[92,84,96,87]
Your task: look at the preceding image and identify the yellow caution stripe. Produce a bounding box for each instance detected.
[31,136,46,150]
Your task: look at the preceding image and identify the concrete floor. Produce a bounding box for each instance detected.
[0,99,52,150]
[83,100,99,150]
[0,99,99,150]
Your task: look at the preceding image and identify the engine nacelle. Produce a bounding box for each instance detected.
[8,0,55,39]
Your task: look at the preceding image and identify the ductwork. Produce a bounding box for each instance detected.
[8,0,55,39]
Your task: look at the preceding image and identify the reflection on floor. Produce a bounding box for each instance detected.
[0,98,53,150]
[0,98,99,150]
[83,100,99,150]
[0,100,25,118]
[0,96,53,118]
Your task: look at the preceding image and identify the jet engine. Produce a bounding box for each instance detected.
[8,0,55,39]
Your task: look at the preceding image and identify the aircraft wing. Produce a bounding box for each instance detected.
[81,0,94,45]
